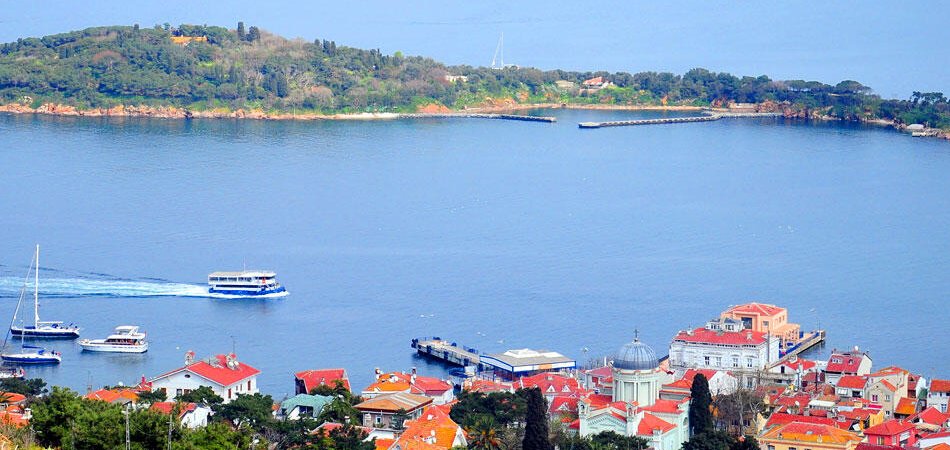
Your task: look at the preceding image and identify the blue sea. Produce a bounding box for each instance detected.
[0,109,947,398]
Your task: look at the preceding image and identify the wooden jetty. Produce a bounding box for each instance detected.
[770,329,826,368]
[579,114,720,128]
[411,337,481,367]
[400,113,556,123]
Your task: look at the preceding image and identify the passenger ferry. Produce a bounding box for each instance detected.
[207,271,287,297]
[79,326,148,353]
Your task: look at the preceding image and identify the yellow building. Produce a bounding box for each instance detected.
[760,422,862,450]
[721,302,801,345]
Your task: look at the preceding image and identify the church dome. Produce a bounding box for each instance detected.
[614,337,659,371]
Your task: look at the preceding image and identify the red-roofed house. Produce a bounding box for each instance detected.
[150,401,212,428]
[660,369,738,401]
[85,387,141,405]
[894,397,918,419]
[362,370,453,405]
[149,352,260,404]
[388,406,467,450]
[518,373,585,401]
[583,366,614,396]
[912,406,950,430]
[824,349,872,385]
[864,420,918,447]
[759,422,862,450]
[836,375,870,399]
[463,378,513,394]
[295,368,350,394]
[919,431,950,449]
[867,378,902,418]
[668,318,779,389]
[550,395,579,420]
[928,379,950,413]
[582,76,612,90]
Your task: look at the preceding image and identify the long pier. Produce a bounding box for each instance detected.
[411,337,481,367]
[400,113,556,123]
[579,114,719,128]
[770,329,827,368]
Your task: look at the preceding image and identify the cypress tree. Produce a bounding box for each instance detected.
[236,21,245,40]
[688,373,714,436]
[522,388,552,450]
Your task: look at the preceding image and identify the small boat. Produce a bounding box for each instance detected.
[79,326,148,353]
[10,245,80,339]
[208,270,287,297]
[0,367,26,379]
[0,345,61,364]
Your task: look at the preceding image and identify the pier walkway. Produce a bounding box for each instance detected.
[411,337,481,367]
[400,113,556,123]
[578,111,782,129]
[770,329,826,368]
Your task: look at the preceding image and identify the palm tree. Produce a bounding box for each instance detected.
[467,415,503,450]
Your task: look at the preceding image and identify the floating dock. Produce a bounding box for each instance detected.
[411,337,481,367]
[771,329,826,368]
[400,113,556,123]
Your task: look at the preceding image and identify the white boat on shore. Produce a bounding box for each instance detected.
[79,326,148,353]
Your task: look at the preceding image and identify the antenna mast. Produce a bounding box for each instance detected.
[491,33,504,69]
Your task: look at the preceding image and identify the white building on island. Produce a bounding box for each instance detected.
[149,351,260,404]
[668,317,780,388]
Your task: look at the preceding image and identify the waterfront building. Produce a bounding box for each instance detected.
[362,369,453,405]
[150,402,211,428]
[148,351,260,404]
[759,422,862,450]
[294,368,350,394]
[836,375,870,399]
[668,318,780,389]
[276,393,333,420]
[354,392,432,429]
[575,336,687,450]
[479,348,576,380]
[863,419,919,447]
[928,379,950,413]
[867,378,902,418]
[387,406,467,450]
[720,302,802,346]
[824,348,873,385]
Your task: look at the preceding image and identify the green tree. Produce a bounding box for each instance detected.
[0,377,47,397]
[590,430,649,450]
[318,396,361,425]
[236,22,246,41]
[689,373,713,436]
[467,415,502,450]
[214,393,275,431]
[682,430,735,450]
[522,388,552,450]
[391,408,409,430]
[136,388,168,405]
[178,385,223,407]
[247,26,260,42]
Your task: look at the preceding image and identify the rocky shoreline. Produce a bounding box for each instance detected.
[1,101,947,140]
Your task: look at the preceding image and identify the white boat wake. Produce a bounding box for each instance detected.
[0,274,288,299]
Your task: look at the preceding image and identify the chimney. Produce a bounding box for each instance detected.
[375,368,381,380]
[746,331,753,341]
[411,367,417,375]
[185,350,195,365]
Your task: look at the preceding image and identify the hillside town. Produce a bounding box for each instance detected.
[0,302,947,450]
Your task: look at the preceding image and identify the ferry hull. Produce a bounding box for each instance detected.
[208,285,287,297]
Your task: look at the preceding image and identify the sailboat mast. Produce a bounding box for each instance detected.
[34,244,39,326]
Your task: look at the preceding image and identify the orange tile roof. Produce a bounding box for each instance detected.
[356,392,432,413]
[878,380,898,392]
[85,388,140,403]
[761,421,862,444]
[640,398,686,415]
[837,375,869,390]
[0,392,26,404]
[394,406,463,450]
[638,412,675,434]
[930,379,950,394]
[295,369,350,392]
[895,397,917,416]
[0,410,28,427]
[150,401,198,419]
[914,406,950,426]
[723,302,785,317]
[926,443,950,450]
[864,419,915,437]
[363,372,451,396]
[376,438,396,450]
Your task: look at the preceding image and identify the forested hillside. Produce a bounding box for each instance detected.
[0,23,946,127]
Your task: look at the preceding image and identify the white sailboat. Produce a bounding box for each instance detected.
[9,245,80,339]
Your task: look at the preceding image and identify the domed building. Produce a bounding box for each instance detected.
[612,336,667,406]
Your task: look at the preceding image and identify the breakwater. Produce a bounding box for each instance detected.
[399,113,557,123]
[578,111,782,128]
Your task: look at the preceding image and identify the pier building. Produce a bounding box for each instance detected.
[479,348,575,379]
[721,302,801,346]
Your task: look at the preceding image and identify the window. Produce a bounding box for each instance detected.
[176,389,183,396]
[747,378,754,389]
[768,446,775,450]
[704,356,710,366]
[747,357,754,368]
[763,320,770,328]
[877,438,884,445]
[789,446,797,450]
[375,415,382,424]
[872,394,879,402]
[248,380,252,390]
[885,394,891,401]
[715,357,722,367]
[228,388,232,399]
[732,357,739,368]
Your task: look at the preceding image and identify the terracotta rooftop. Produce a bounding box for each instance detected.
[761,421,862,444]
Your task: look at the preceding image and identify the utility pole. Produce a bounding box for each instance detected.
[124,405,131,450]
[167,405,174,450]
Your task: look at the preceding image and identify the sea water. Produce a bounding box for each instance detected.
[0,109,947,396]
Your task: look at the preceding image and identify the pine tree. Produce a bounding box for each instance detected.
[522,388,552,450]
[236,21,245,41]
[689,373,714,436]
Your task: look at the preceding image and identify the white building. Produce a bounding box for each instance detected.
[668,318,780,389]
[149,351,260,404]
[928,379,950,413]
[577,336,687,450]
[150,401,213,428]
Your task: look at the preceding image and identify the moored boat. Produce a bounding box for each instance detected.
[0,367,26,379]
[208,270,287,297]
[0,345,61,364]
[79,326,148,353]
[10,245,80,339]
